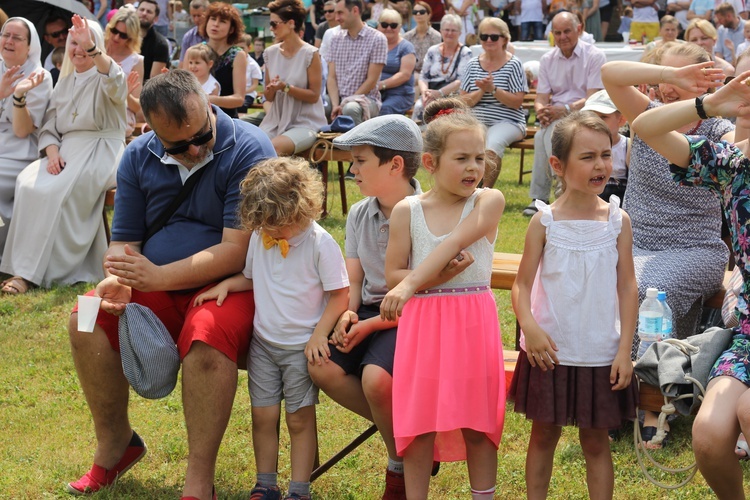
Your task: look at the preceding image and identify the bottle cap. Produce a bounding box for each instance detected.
[657,291,667,300]
[646,287,658,297]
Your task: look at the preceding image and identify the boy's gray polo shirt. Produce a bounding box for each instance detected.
[345,178,421,306]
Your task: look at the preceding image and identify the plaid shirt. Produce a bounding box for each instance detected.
[329,25,387,103]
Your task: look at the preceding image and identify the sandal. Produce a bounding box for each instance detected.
[736,434,750,460]
[1,276,31,295]
[641,425,670,449]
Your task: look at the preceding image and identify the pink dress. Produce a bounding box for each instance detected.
[392,190,506,462]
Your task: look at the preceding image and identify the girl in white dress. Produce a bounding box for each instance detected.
[510,111,639,499]
[0,15,126,293]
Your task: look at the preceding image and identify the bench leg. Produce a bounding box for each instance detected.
[337,161,348,215]
[320,161,329,218]
[310,424,377,482]
[518,149,525,185]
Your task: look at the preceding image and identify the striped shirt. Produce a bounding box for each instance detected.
[460,55,527,128]
[329,25,388,102]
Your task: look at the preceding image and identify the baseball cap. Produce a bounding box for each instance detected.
[581,89,619,115]
[118,303,180,399]
[333,114,423,152]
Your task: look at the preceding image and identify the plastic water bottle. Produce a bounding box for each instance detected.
[658,291,673,340]
[637,288,663,359]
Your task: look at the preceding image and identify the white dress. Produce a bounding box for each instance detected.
[0,62,127,286]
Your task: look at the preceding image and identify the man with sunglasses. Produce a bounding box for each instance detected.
[522,11,605,216]
[327,0,387,124]
[41,15,69,71]
[67,70,276,499]
[314,0,338,48]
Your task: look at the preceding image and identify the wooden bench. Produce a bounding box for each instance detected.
[490,252,731,414]
[297,134,350,217]
[507,126,538,185]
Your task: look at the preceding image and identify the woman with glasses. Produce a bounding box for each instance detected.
[413,14,471,122]
[377,9,417,115]
[201,2,247,118]
[104,9,143,138]
[260,0,326,155]
[403,1,442,75]
[0,17,53,268]
[0,15,126,294]
[460,17,526,188]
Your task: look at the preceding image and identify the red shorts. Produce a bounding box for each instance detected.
[72,285,254,365]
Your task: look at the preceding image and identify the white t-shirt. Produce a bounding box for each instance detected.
[201,74,220,95]
[243,222,349,349]
[245,54,262,99]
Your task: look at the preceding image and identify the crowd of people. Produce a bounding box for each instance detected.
[6,0,750,499]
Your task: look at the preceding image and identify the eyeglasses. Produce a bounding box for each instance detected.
[161,111,214,155]
[269,20,288,28]
[46,28,67,39]
[380,22,399,29]
[1,32,28,43]
[479,33,503,42]
[413,9,428,15]
[324,9,335,13]
[109,27,130,40]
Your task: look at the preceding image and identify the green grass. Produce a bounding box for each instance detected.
[0,151,740,498]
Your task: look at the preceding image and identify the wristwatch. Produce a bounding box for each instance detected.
[283,83,291,93]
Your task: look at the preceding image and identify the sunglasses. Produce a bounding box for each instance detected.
[46,28,67,39]
[324,9,335,13]
[109,27,130,40]
[380,22,399,29]
[479,33,503,42]
[413,9,428,15]
[162,111,213,155]
[269,20,288,28]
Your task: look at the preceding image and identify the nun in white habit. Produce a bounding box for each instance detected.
[0,17,53,258]
[0,15,126,293]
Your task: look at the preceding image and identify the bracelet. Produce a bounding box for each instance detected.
[564,104,571,114]
[13,94,26,104]
[88,50,102,58]
[13,102,26,108]
[659,66,666,84]
[381,82,387,91]
[695,93,710,119]
[439,89,445,97]
[85,44,98,53]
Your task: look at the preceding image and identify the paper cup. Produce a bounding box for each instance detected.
[77,295,102,333]
[622,32,630,43]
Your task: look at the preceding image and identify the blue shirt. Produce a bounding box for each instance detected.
[112,105,276,266]
[380,39,416,95]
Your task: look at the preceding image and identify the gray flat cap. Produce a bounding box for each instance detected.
[119,303,180,399]
[333,114,423,152]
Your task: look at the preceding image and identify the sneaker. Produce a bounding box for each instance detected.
[66,431,147,495]
[249,483,282,500]
[382,470,406,500]
[522,200,545,217]
[283,494,311,500]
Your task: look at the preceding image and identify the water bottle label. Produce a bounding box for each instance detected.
[638,311,662,340]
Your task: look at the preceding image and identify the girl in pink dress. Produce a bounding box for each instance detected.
[380,99,506,500]
[510,111,639,500]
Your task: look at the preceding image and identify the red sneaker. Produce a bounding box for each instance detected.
[66,431,147,495]
[382,470,406,500]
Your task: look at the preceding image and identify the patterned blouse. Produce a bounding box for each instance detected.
[403,27,442,73]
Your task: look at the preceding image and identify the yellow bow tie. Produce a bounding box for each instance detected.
[262,231,290,258]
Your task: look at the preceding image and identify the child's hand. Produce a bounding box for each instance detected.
[610,350,634,390]
[193,282,230,306]
[336,320,372,353]
[524,326,559,371]
[330,310,357,346]
[305,334,331,365]
[437,250,474,282]
[380,282,416,321]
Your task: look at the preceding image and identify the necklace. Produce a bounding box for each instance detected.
[440,44,458,74]
[686,120,703,135]
[71,74,90,123]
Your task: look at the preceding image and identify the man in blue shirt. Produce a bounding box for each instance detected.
[66,70,275,499]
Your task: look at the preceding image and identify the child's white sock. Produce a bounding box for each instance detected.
[288,480,311,497]
[471,486,496,499]
[256,472,277,487]
[387,457,404,474]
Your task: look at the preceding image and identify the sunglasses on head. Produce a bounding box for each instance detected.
[413,9,428,14]
[162,111,213,155]
[380,22,399,29]
[324,9,335,13]
[109,27,130,40]
[47,28,67,39]
[479,33,503,42]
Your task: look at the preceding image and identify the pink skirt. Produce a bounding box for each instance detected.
[392,289,505,462]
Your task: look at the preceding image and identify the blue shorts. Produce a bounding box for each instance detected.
[327,304,397,377]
